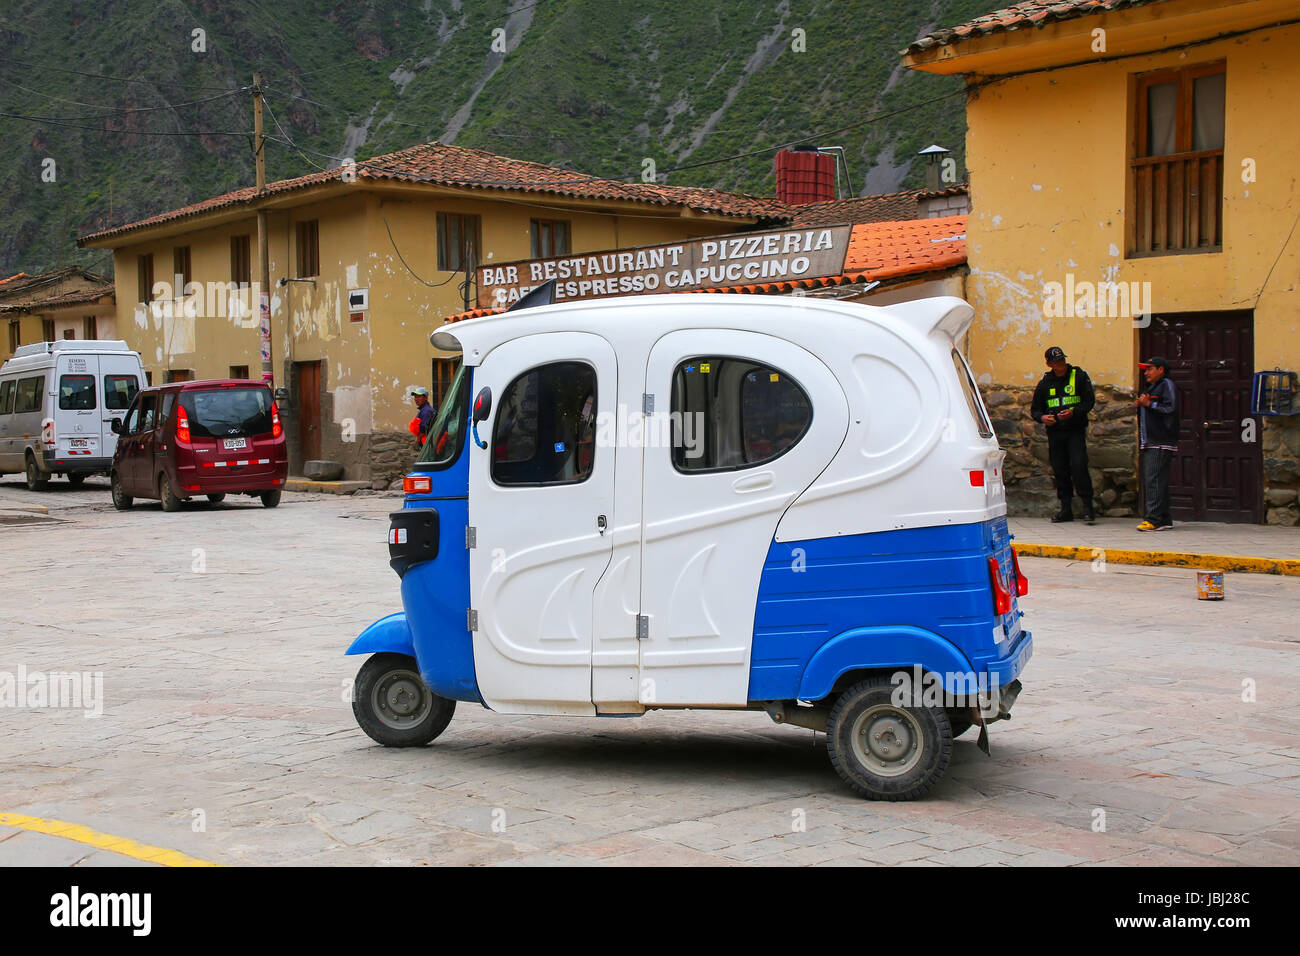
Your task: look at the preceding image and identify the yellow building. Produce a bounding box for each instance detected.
[79,143,786,485]
[905,0,1300,524]
[1,269,117,364]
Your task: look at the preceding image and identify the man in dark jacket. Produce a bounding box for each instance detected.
[1030,346,1096,523]
[1134,356,1179,531]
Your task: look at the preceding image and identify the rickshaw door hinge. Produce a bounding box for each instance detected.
[467,609,478,631]
[642,393,654,414]
[465,526,477,548]
[635,614,649,639]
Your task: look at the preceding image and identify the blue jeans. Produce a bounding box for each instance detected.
[1141,448,1173,526]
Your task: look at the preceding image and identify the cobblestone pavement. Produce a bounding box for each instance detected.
[1,478,1298,866]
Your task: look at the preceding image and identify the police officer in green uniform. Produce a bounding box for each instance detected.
[1031,346,1096,523]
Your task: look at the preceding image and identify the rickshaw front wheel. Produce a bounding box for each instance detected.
[826,675,952,801]
[353,653,456,747]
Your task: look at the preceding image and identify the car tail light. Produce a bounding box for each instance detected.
[988,557,1012,616]
[271,401,282,439]
[969,470,985,487]
[41,418,55,446]
[1010,547,1029,596]
[403,475,432,494]
[176,406,191,443]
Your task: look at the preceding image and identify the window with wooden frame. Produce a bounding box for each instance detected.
[83,315,98,339]
[229,365,250,380]
[42,318,55,341]
[137,253,154,303]
[173,245,192,293]
[1128,61,1225,256]
[436,213,482,272]
[231,234,251,287]
[296,220,320,278]
[430,357,459,408]
[530,219,571,258]
[8,319,20,353]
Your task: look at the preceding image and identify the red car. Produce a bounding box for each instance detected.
[110,379,288,511]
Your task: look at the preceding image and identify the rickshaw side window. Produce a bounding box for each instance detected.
[491,361,596,486]
[416,362,470,470]
[951,348,994,439]
[672,356,812,472]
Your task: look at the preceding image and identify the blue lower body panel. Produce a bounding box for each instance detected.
[748,519,1030,702]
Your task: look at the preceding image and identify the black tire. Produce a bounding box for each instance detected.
[825,675,953,801]
[66,473,87,488]
[260,490,281,508]
[110,471,133,510]
[24,455,48,491]
[158,473,182,512]
[206,493,226,504]
[947,708,976,739]
[352,653,455,747]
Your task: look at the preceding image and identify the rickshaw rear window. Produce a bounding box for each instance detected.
[951,349,994,439]
[416,362,470,469]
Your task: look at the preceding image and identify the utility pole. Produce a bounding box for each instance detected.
[253,72,273,386]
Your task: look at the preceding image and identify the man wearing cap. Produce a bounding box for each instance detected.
[1031,346,1097,523]
[1134,357,1178,531]
[409,387,436,446]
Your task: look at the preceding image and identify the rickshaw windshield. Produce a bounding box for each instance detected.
[416,362,469,469]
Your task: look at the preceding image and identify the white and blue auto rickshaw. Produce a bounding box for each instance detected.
[347,290,1031,800]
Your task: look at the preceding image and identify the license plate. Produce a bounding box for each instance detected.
[223,438,248,451]
[69,439,88,448]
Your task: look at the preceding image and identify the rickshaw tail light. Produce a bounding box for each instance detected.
[403,475,433,494]
[176,407,191,444]
[271,401,282,438]
[988,557,1012,615]
[969,470,984,487]
[1010,547,1029,597]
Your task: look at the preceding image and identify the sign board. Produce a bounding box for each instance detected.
[348,288,369,311]
[476,224,852,310]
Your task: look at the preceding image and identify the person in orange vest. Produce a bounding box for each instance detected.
[408,386,435,446]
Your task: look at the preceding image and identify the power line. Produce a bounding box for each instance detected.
[0,109,255,137]
[1,58,240,93]
[0,83,248,123]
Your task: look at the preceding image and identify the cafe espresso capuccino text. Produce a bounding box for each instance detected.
[477,225,851,308]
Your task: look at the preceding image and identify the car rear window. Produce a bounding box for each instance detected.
[59,374,96,410]
[182,387,273,438]
[104,374,139,410]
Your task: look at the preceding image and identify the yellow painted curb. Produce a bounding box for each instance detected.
[1015,543,1300,577]
[0,811,219,867]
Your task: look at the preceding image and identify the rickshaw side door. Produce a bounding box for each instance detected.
[635,330,849,707]
[468,332,616,715]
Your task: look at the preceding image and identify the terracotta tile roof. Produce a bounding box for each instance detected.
[788,185,968,227]
[79,142,790,245]
[0,268,114,312]
[445,215,967,323]
[906,0,1166,54]
[0,273,28,287]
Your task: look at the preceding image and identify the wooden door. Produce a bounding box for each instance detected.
[296,361,321,463]
[1141,311,1261,522]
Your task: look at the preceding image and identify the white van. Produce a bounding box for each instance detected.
[0,340,146,489]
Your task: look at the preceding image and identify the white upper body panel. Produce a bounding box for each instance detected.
[436,294,1004,541]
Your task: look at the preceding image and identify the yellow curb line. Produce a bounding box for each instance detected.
[1015,543,1300,577]
[0,812,219,867]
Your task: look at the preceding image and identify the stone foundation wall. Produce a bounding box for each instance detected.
[368,430,421,489]
[1263,415,1300,526]
[980,384,1140,518]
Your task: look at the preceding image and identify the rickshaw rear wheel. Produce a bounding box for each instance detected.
[947,708,976,738]
[353,653,455,747]
[826,676,952,801]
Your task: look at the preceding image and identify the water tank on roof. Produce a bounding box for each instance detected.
[775,147,836,206]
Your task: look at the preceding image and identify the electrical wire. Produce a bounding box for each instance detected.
[0,109,256,136]
[0,84,248,123]
[382,213,462,288]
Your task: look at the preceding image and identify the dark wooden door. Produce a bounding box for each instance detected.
[296,361,322,463]
[1141,311,1261,522]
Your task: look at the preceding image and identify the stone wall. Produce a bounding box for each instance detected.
[1263,415,1300,526]
[368,430,421,489]
[980,384,1140,518]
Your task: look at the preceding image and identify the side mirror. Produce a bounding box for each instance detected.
[110,418,123,434]
[472,386,492,424]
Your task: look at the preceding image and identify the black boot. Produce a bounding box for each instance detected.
[1081,501,1096,523]
[1051,506,1073,523]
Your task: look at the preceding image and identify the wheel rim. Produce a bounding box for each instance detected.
[27,461,37,485]
[371,668,432,731]
[850,705,924,777]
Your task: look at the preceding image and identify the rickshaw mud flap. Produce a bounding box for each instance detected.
[971,678,1022,756]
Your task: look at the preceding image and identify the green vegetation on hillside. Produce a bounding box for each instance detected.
[0,0,991,275]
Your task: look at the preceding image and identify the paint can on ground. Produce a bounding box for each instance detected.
[1196,569,1225,600]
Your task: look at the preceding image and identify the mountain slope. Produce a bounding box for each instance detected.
[0,0,990,274]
